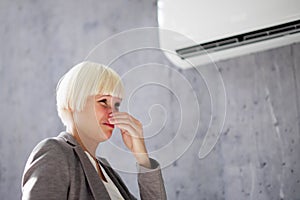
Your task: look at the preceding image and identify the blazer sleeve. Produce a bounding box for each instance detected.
[137,158,167,200]
[21,139,70,200]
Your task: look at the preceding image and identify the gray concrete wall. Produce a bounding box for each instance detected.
[1,0,299,199]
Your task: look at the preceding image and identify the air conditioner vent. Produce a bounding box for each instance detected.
[176,19,300,59]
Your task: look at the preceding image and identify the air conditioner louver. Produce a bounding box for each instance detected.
[176,19,300,59]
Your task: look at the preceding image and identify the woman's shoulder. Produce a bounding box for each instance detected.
[28,134,73,162]
[22,135,72,195]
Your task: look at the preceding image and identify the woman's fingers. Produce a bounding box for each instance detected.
[110,112,140,125]
[108,114,143,134]
[113,123,138,137]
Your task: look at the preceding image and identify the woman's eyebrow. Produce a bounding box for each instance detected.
[95,94,111,98]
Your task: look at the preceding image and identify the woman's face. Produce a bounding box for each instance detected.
[73,94,122,142]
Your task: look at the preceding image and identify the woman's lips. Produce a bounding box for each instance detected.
[103,122,115,129]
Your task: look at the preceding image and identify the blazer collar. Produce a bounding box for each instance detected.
[57,132,133,200]
[57,132,111,199]
[58,131,78,147]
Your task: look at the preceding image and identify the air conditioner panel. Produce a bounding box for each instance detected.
[162,33,300,69]
[158,0,300,68]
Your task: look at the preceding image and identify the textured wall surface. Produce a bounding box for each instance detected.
[1,0,300,199]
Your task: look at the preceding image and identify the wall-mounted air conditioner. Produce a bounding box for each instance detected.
[158,0,300,68]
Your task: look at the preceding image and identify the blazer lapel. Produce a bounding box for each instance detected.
[58,132,111,199]
[98,158,134,200]
[74,147,111,199]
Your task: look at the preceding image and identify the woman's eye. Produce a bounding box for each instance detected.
[98,99,107,106]
[115,103,120,110]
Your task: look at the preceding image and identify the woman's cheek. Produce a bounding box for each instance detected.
[95,106,108,119]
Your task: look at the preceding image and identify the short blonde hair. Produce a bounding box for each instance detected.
[56,61,124,126]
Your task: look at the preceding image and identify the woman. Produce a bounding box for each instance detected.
[21,61,167,200]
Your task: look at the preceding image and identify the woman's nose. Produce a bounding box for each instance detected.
[108,109,117,118]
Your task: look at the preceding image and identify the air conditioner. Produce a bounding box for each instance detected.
[158,0,300,69]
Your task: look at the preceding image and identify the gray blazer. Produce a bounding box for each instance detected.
[22,132,167,200]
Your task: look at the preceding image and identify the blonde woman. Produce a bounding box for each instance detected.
[21,62,166,200]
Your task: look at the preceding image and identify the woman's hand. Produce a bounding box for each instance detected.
[108,112,151,168]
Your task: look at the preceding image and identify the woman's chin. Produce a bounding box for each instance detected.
[103,131,113,140]
[99,129,113,141]
[95,125,112,140]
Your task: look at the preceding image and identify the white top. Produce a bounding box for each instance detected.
[85,152,124,200]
